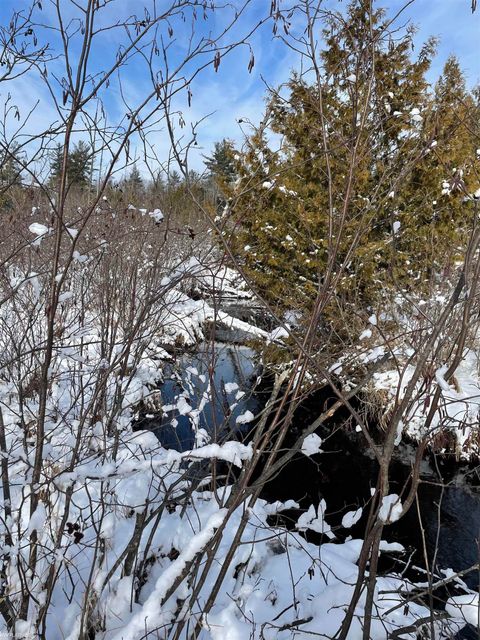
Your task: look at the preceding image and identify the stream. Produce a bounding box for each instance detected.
[137,342,480,636]
[135,342,262,450]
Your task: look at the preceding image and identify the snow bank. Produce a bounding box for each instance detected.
[372,348,480,457]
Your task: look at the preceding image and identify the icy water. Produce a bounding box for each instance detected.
[135,342,262,450]
[287,440,480,590]
[142,345,480,603]
[393,472,480,589]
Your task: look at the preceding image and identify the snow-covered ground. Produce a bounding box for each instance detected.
[325,290,480,460]
[0,246,478,638]
[371,348,480,457]
[158,287,269,346]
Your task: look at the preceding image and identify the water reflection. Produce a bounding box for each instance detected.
[136,343,262,450]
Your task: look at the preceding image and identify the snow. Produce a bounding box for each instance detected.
[154,275,259,347]
[73,250,89,263]
[28,504,47,534]
[236,410,254,425]
[379,494,403,523]
[217,311,268,340]
[111,509,228,640]
[3,238,479,639]
[372,345,480,457]
[446,594,480,626]
[149,208,164,222]
[28,222,50,245]
[266,326,289,344]
[263,499,300,515]
[359,328,372,340]
[15,620,34,639]
[341,508,363,529]
[182,442,253,467]
[329,361,343,374]
[435,365,452,392]
[296,501,335,538]
[177,395,192,415]
[301,433,323,456]
[278,185,297,196]
[29,222,49,236]
[0,313,458,640]
[410,107,422,122]
[58,290,73,302]
[360,345,385,363]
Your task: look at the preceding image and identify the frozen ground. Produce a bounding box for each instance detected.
[0,254,477,638]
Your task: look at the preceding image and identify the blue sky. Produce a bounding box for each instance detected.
[0,1,479,174]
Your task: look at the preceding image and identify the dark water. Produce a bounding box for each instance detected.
[142,344,480,627]
[135,343,262,450]
[261,416,480,591]
[394,474,480,588]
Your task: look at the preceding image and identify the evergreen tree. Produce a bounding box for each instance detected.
[391,56,480,282]
[122,164,144,198]
[127,165,144,189]
[186,169,202,184]
[49,144,64,186]
[204,139,236,182]
[203,139,236,208]
[0,145,23,187]
[50,141,92,188]
[167,170,182,189]
[227,1,477,320]
[69,141,92,187]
